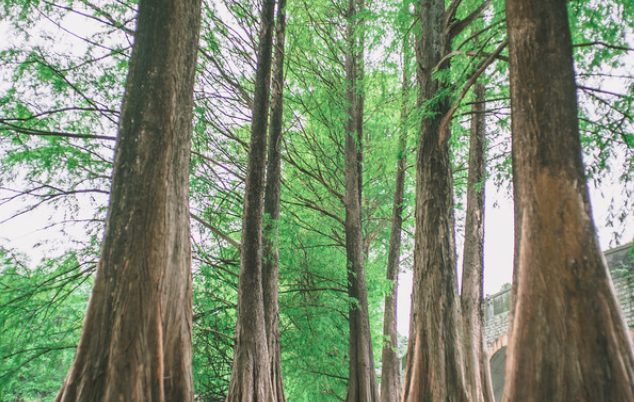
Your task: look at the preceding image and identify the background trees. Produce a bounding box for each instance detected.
[0,0,633,401]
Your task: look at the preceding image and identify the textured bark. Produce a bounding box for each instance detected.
[504,1,634,401]
[344,0,379,400]
[379,31,410,402]
[401,0,468,401]
[262,0,288,400]
[226,0,277,399]
[460,83,494,402]
[54,0,200,401]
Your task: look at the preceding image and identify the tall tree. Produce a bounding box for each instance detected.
[504,0,634,400]
[380,25,411,402]
[262,0,289,400]
[225,0,277,398]
[344,0,380,400]
[460,82,494,402]
[53,0,201,399]
[401,0,492,400]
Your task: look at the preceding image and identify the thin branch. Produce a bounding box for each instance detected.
[191,212,241,250]
[195,327,236,344]
[0,121,116,141]
[573,41,634,52]
[438,40,507,145]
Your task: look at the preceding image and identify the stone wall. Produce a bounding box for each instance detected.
[484,289,511,346]
[484,243,634,348]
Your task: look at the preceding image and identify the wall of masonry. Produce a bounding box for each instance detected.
[484,245,634,347]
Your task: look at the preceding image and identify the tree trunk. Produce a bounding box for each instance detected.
[401,0,468,401]
[503,0,634,400]
[262,0,288,400]
[380,29,410,402]
[460,82,494,402]
[54,0,200,401]
[226,0,277,399]
[344,0,379,400]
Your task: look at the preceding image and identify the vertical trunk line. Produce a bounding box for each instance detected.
[460,82,493,402]
[226,0,277,399]
[344,0,379,400]
[262,0,288,400]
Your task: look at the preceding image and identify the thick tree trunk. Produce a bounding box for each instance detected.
[262,0,288,400]
[226,0,277,399]
[344,0,379,400]
[504,1,634,401]
[54,0,200,401]
[379,32,410,402]
[460,83,494,402]
[401,1,468,401]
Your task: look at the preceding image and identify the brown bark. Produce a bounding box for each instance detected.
[344,0,379,400]
[460,82,494,402]
[504,0,634,401]
[262,0,288,400]
[401,0,468,401]
[54,0,201,401]
[379,29,410,402]
[226,0,277,399]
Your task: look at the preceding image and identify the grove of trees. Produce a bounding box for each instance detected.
[0,0,633,401]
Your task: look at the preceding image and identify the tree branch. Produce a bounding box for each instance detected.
[438,40,507,145]
[191,213,241,250]
[447,0,494,39]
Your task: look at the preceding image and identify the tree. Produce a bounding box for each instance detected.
[262,0,289,399]
[503,0,634,400]
[344,0,380,400]
[460,82,494,402]
[53,0,201,399]
[224,0,278,399]
[380,21,411,402]
[401,1,492,400]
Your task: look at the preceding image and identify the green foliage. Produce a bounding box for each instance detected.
[0,249,92,401]
[1,0,633,399]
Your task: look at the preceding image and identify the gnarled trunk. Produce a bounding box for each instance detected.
[460,82,494,402]
[504,0,634,400]
[226,0,277,399]
[54,0,201,400]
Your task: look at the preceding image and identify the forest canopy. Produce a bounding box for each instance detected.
[0,0,633,401]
